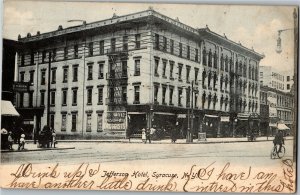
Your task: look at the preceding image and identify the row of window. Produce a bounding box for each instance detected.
[277,95,293,108]
[271,81,285,91]
[49,112,103,132]
[18,83,259,113]
[20,34,143,66]
[272,72,285,82]
[277,110,293,121]
[20,59,142,85]
[153,33,259,81]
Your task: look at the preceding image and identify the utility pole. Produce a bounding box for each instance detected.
[47,52,51,127]
[191,80,194,143]
[293,8,298,163]
[186,81,194,143]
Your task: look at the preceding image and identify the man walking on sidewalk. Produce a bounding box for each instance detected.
[145,128,151,144]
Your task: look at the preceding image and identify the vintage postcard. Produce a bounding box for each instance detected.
[0,1,298,193]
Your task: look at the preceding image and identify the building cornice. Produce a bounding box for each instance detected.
[198,28,264,61]
[18,8,263,61]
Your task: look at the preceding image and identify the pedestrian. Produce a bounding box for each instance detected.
[146,128,151,143]
[51,132,57,148]
[273,130,285,153]
[171,129,177,143]
[18,134,25,150]
[141,128,146,143]
[8,131,13,150]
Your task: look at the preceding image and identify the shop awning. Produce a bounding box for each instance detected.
[1,100,20,116]
[277,123,290,130]
[154,112,176,116]
[128,112,146,115]
[205,114,219,118]
[221,116,230,122]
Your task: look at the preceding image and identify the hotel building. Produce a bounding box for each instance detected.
[15,9,263,139]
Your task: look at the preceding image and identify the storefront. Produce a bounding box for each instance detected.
[127,112,147,135]
[220,116,231,137]
[235,113,249,137]
[203,114,219,138]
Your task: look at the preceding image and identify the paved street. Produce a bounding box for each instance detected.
[1,139,293,166]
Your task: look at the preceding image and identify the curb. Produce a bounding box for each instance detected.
[1,147,75,153]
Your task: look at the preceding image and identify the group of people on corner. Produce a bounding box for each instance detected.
[140,123,181,144]
[38,125,57,148]
[0,125,57,151]
[141,127,153,143]
[1,127,26,150]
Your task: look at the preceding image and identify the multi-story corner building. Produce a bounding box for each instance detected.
[260,86,294,136]
[260,66,294,93]
[15,9,263,139]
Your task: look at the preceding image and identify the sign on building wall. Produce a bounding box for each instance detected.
[105,111,127,131]
[13,82,31,92]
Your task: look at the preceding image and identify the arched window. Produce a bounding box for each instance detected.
[249,65,251,79]
[225,56,229,72]
[243,63,247,77]
[220,95,224,108]
[239,61,242,75]
[208,71,212,87]
[220,74,224,90]
[230,57,233,72]
[220,54,224,70]
[208,49,212,67]
[202,47,207,65]
[202,70,207,87]
[208,92,212,109]
[213,50,218,69]
[213,72,218,89]
[202,92,206,108]
[248,82,251,94]
[225,96,228,110]
[248,101,252,112]
[213,93,217,109]
[225,75,229,89]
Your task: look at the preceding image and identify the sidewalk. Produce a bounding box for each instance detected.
[1,143,75,153]
[25,136,293,144]
[1,136,293,153]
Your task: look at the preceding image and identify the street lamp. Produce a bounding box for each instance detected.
[275,28,293,54]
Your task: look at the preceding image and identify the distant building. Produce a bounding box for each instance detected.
[14,9,263,139]
[260,66,294,93]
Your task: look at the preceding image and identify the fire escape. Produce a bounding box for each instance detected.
[106,46,128,111]
[229,59,242,113]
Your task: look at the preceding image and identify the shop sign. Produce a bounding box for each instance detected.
[13,82,30,92]
[177,114,187,118]
[105,111,127,130]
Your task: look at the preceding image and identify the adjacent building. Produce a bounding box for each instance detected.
[14,9,263,139]
[260,85,294,136]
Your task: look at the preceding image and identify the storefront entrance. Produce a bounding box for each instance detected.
[127,113,147,136]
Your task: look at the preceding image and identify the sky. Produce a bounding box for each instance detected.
[2,1,297,73]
